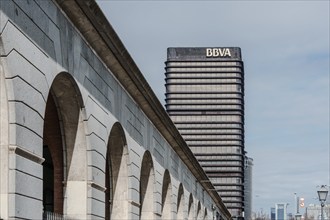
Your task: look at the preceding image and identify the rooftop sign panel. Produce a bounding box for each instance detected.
[167,47,242,60]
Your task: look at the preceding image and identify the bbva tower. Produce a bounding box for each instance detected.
[0,0,231,219]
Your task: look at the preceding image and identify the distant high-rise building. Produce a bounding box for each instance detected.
[165,47,245,217]
[271,207,276,220]
[275,203,288,220]
[244,157,253,220]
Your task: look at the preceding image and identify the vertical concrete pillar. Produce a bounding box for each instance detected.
[0,58,9,219]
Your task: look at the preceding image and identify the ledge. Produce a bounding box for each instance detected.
[9,145,44,164]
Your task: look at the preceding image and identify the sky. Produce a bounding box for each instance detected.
[96,0,330,215]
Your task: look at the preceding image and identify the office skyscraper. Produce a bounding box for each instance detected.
[271,207,276,220]
[275,203,288,220]
[244,157,253,220]
[165,47,245,217]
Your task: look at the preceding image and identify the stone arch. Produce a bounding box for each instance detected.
[105,122,129,219]
[203,207,208,220]
[187,193,194,220]
[161,170,172,220]
[196,201,202,220]
[43,72,87,219]
[140,151,155,219]
[177,183,185,220]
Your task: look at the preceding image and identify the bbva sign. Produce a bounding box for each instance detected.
[206,48,231,57]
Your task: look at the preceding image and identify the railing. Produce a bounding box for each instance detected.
[43,211,65,220]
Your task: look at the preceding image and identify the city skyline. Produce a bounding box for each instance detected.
[97,0,330,215]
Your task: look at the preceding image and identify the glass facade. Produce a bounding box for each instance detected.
[275,203,287,220]
[165,47,245,217]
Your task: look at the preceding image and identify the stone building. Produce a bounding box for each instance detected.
[0,0,231,219]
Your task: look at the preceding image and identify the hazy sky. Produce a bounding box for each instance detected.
[97,0,330,215]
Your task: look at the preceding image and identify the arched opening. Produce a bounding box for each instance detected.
[43,93,64,215]
[203,207,208,220]
[42,73,87,219]
[188,194,194,220]
[105,122,128,219]
[140,151,155,219]
[196,202,202,220]
[161,170,172,220]
[177,184,184,220]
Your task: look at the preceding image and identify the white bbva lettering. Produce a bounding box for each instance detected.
[223,48,231,56]
[206,48,212,57]
[206,48,231,57]
[212,48,219,56]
